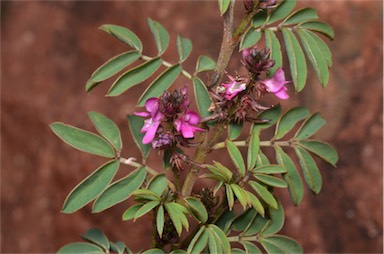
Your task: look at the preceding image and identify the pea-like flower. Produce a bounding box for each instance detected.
[262,68,290,100]
[134,98,164,144]
[174,110,204,139]
[221,74,247,100]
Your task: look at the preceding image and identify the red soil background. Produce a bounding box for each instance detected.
[1,1,383,253]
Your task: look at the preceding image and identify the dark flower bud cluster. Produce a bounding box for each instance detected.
[207,46,291,124]
[241,46,275,79]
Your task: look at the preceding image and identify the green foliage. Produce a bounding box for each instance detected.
[92,167,147,212]
[50,122,115,158]
[62,160,120,213]
[248,0,333,90]
[54,2,337,253]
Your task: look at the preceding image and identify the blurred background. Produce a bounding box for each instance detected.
[1,1,383,253]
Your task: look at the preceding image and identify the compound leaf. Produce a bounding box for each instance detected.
[147,18,170,55]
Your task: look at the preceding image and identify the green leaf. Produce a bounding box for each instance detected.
[62,160,119,213]
[228,122,243,140]
[227,140,246,177]
[193,76,213,120]
[147,18,170,55]
[256,151,270,167]
[240,29,261,51]
[246,191,265,216]
[261,201,285,235]
[261,235,303,254]
[57,242,104,254]
[252,105,281,131]
[177,35,192,63]
[295,146,322,194]
[207,227,221,254]
[187,226,206,254]
[189,228,209,254]
[88,111,122,152]
[253,165,286,174]
[127,115,151,159]
[295,113,326,140]
[134,200,160,220]
[232,208,257,232]
[232,248,246,254]
[304,30,332,67]
[208,161,233,182]
[137,64,182,106]
[225,183,235,210]
[170,250,187,254]
[298,29,329,87]
[165,203,183,236]
[243,213,269,236]
[299,21,334,40]
[267,0,297,24]
[282,28,307,92]
[243,242,262,254]
[254,174,287,188]
[249,181,278,209]
[275,146,304,205]
[50,122,115,158]
[85,80,100,93]
[156,205,165,238]
[264,29,282,76]
[92,167,147,212]
[185,197,208,223]
[252,9,267,28]
[209,224,231,254]
[109,241,127,254]
[142,249,165,254]
[108,57,162,96]
[122,203,143,221]
[298,140,338,166]
[81,228,109,251]
[231,184,250,209]
[195,55,216,73]
[88,51,141,86]
[99,24,142,52]
[274,107,309,140]
[247,128,260,171]
[147,174,168,197]
[131,189,161,202]
[218,0,231,15]
[215,208,235,233]
[283,8,318,25]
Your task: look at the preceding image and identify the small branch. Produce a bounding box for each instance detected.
[141,55,192,80]
[119,157,176,192]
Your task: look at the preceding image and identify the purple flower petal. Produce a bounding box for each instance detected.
[142,121,160,144]
[145,98,160,116]
[274,87,289,100]
[134,111,150,117]
[184,110,200,125]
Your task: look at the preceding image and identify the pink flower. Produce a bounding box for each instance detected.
[221,74,247,100]
[134,98,164,144]
[174,110,204,139]
[262,68,290,100]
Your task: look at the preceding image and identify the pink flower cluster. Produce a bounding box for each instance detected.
[134,87,204,146]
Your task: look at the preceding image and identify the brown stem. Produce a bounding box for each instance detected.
[182,1,258,197]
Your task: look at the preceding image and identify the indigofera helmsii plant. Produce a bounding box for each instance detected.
[51,0,338,253]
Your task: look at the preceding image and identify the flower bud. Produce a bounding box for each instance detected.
[241,46,275,77]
